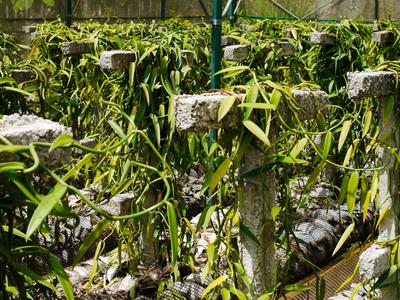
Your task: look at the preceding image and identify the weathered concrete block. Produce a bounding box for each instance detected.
[181,50,194,66]
[22,25,36,34]
[347,71,396,99]
[175,93,241,132]
[310,32,336,46]
[12,69,36,84]
[61,41,94,56]
[99,193,134,216]
[359,244,390,281]
[291,89,330,120]
[275,41,295,57]
[0,114,72,166]
[224,45,249,61]
[158,26,167,32]
[221,36,236,47]
[373,31,395,44]
[99,50,136,70]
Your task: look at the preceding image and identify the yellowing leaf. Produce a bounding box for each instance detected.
[362,110,372,138]
[289,138,308,159]
[242,120,270,146]
[322,132,332,160]
[201,275,229,299]
[218,95,236,122]
[243,85,259,120]
[210,158,232,192]
[338,121,352,152]
[347,172,359,215]
[49,134,75,153]
[332,223,355,256]
[342,145,353,167]
[270,88,282,107]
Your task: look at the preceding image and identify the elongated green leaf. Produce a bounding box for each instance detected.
[74,218,110,264]
[3,86,34,97]
[2,225,29,240]
[0,162,25,172]
[201,205,217,232]
[338,121,352,152]
[304,163,325,191]
[218,96,236,122]
[342,145,353,167]
[372,265,397,291]
[26,184,67,238]
[0,145,29,153]
[289,138,307,159]
[238,103,276,110]
[50,255,75,300]
[242,120,270,146]
[347,172,359,215]
[108,120,126,139]
[234,262,250,291]
[201,274,229,299]
[363,190,372,222]
[11,261,58,292]
[49,134,75,152]
[338,175,349,205]
[215,65,249,77]
[243,85,258,120]
[0,77,15,85]
[270,88,282,107]
[383,95,394,127]
[166,201,179,278]
[332,223,355,256]
[322,132,332,160]
[239,222,261,246]
[284,283,311,291]
[129,62,136,88]
[362,110,372,138]
[209,158,232,192]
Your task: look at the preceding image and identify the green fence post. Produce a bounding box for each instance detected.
[210,0,222,144]
[66,0,72,27]
[374,0,379,20]
[161,0,166,20]
[229,0,237,26]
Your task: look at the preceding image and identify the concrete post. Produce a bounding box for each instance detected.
[310,32,336,46]
[61,41,94,56]
[348,71,399,298]
[175,90,328,296]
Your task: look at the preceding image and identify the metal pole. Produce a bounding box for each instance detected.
[374,0,379,20]
[66,0,72,27]
[211,0,222,90]
[161,0,166,20]
[229,0,237,26]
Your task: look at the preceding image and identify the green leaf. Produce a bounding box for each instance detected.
[347,172,359,215]
[166,202,179,279]
[3,86,34,97]
[372,265,397,291]
[201,205,217,232]
[284,283,311,291]
[338,175,349,206]
[243,85,259,120]
[289,138,307,159]
[338,121,352,152]
[238,103,276,110]
[128,62,136,88]
[270,88,282,107]
[234,262,250,291]
[322,132,332,160]
[304,163,325,191]
[362,110,372,138]
[74,218,110,264]
[50,255,75,300]
[0,162,25,172]
[363,190,372,222]
[201,274,229,299]
[242,120,270,146]
[26,184,67,238]
[108,120,126,139]
[215,65,249,78]
[342,145,353,167]
[49,134,75,152]
[209,158,232,192]
[383,95,394,127]
[271,206,281,221]
[0,77,15,85]
[239,222,261,246]
[11,261,58,293]
[332,223,355,256]
[218,95,236,122]
[41,0,55,5]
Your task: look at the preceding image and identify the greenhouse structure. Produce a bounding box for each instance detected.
[1,0,400,299]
